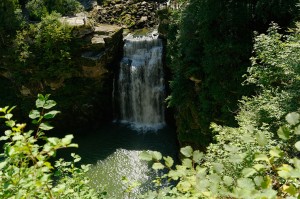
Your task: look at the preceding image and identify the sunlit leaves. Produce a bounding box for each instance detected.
[192,150,204,163]
[180,146,193,157]
[139,151,153,161]
[269,147,283,158]
[256,131,267,146]
[39,122,53,131]
[152,151,162,161]
[29,110,40,119]
[285,112,299,125]
[164,156,174,168]
[295,141,300,151]
[152,163,164,170]
[44,110,60,119]
[0,94,101,198]
[255,153,270,163]
[223,176,233,186]
[242,168,257,178]
[277,126,290,140]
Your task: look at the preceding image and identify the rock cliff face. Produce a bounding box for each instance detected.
[96,0,160,29]
[0,14,123,129]
[52,14,123,129]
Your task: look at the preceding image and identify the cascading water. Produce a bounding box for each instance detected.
[117,32,165,130]
[81,31,177,199]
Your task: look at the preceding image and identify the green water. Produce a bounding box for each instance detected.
[60,123,178,198]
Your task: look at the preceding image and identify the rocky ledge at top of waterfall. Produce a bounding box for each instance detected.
[96,0,167,29]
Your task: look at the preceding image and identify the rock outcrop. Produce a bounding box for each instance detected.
[96,0,159,28]
[52,14,123,129]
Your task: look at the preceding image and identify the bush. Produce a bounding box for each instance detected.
[0,94,106,198]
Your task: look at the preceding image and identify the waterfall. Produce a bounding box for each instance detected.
[116,32,165,130]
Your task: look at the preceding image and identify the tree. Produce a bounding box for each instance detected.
[166,0,298,148]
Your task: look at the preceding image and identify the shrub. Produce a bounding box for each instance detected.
[0,94,106,198]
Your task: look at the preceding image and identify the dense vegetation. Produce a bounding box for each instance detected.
[0,0,79,107]
[1,0,300,198]
[164,0,299,148]
[140,22,300,198]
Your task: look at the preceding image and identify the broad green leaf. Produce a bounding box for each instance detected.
[277,126,290,140]
[73,155,81,163]
[285,112,299,125]
[212,163,224,174]
[152,162,164,170]
[254,153,269,163]
[0,161,7,169]
[180,146,193,157]
[253,164,266,171]
[261,176,272,189]
[29,110,40,119]
[168,170,180,180]
[277,164,293,179]
[12,134,23,141]
[152,151,162,161]
[182,158,192,168]
[139,151,153,161]
[242,168,257,177]
[223,176,233,186]
[197,179,209,191]
[229,154,243,164]
[5,120,15,128]
[208,173,221,186]
[269,147,283,157]
[39,122,53,131]
[224,144,239,153]
[43,100,56,109]
[4,130,12,136]
[283,184,297,196]
[294,125,300,135]
[62,134,73,145]
[256,131,267,146]
[36,94,45,108]
[259,188,277,199]
[164,156,174,168]
[68,143,78,148]
[177,181,191,192]
[0,136,9,141]
[48,137,59,145]
[0,106,9,113]
[241,133,255,143]
[5,113,13,120]
[44,110,60,119]
[192,150,204,163]
[237,178,255,190]
[289,169,300,178]
[295,141,300,151]
[291,158,300,169]
[254,176,263,186]
[43,143,52,152]
[44,162,54,169]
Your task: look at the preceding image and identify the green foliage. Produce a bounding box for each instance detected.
[166,0,299,148]
[237,23,300,132]
[14,12,74,84]
[0,94,105,198]
[26,0,48,20]
[26,0,83,20]
[139,20,300,199]
[0,0,22,39]
[140,114,300,198]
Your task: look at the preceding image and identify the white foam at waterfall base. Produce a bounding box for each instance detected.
[119,120,166,132]
[117,31,166,131]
